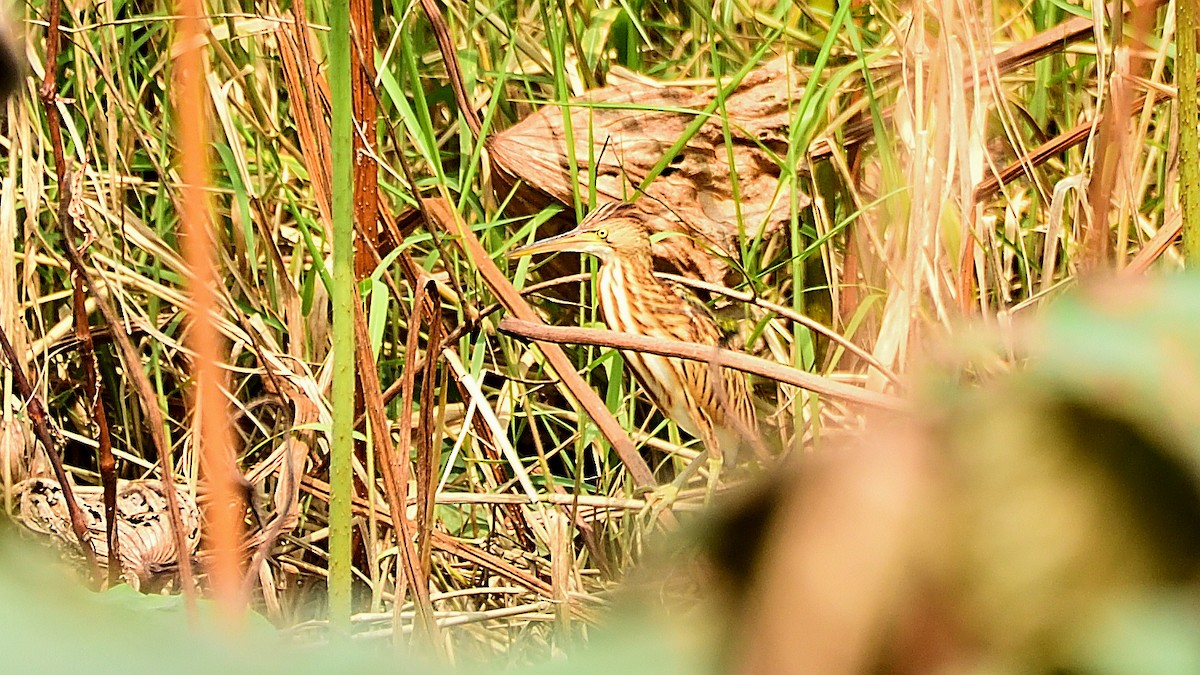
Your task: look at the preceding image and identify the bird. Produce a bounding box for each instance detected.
[509,201,760,500]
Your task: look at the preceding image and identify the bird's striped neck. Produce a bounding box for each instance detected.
[600,251,657,284]
[598,254,658,295]
[596,255,661,332]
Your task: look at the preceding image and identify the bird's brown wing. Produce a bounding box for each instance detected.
[666,281,724,344]
[664,282,760,449]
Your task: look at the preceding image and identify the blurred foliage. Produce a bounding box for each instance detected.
[634,275,1200,673]
[0,523,704,674]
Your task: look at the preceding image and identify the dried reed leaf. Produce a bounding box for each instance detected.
[0,415,30,485]
[490,59,808,281]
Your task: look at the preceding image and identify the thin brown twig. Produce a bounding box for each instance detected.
[663,274,902,386]
[58,244,198,612]
[415,0,482,139]
[973,116,1094,202]
[498,318,907,411]
[973,77,1188,204]
[415,289,442,597]
[69,219,120,586]
[0,326,100,577]
[39,0,66,177]
[488,271,901,385]
[47,167,122,588]
[354,282,444,650]
[1122,211,1182,275]
[36,0,107,585]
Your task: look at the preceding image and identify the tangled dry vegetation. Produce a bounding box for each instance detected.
[0,0,1181,660]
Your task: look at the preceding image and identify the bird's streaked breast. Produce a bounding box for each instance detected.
[598,263,688,421]
[595,257,758,456]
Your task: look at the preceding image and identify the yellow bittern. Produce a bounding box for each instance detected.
[510,201,759,499]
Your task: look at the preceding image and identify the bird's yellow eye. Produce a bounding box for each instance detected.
[595,228,608,240]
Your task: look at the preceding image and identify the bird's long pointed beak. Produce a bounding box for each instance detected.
[508,227,590,258]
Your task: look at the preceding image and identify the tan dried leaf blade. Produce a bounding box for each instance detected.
[490,59,809,281]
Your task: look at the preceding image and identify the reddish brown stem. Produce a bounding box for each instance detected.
[416,0,482,138]
[415,291,442,590]
[39,0,65,178]
[351,0,379,278]
[498,318,907,411]
[71,267,119,585]
[0,326,99,578]
[35,1,104,584]
[58,229,198,612]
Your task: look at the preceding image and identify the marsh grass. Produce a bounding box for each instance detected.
[0,0,1182,664]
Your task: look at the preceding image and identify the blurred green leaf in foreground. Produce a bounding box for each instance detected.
[0,524,704,675]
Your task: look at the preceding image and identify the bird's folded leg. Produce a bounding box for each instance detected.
[703,452,723,506]
[699,422,725,506]
[645,449,709,520]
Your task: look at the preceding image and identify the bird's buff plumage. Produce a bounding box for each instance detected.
[510,202,759,471]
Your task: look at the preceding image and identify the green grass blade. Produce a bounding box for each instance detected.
[327,0,354,635]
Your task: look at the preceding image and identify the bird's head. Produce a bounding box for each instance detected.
[509,202,652,264]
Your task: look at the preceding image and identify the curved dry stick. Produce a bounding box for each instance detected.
[498,318,907,412]
[415,0,482,139]
[489,271,901,385]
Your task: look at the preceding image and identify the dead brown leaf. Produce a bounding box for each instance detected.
[490,59,809,281]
